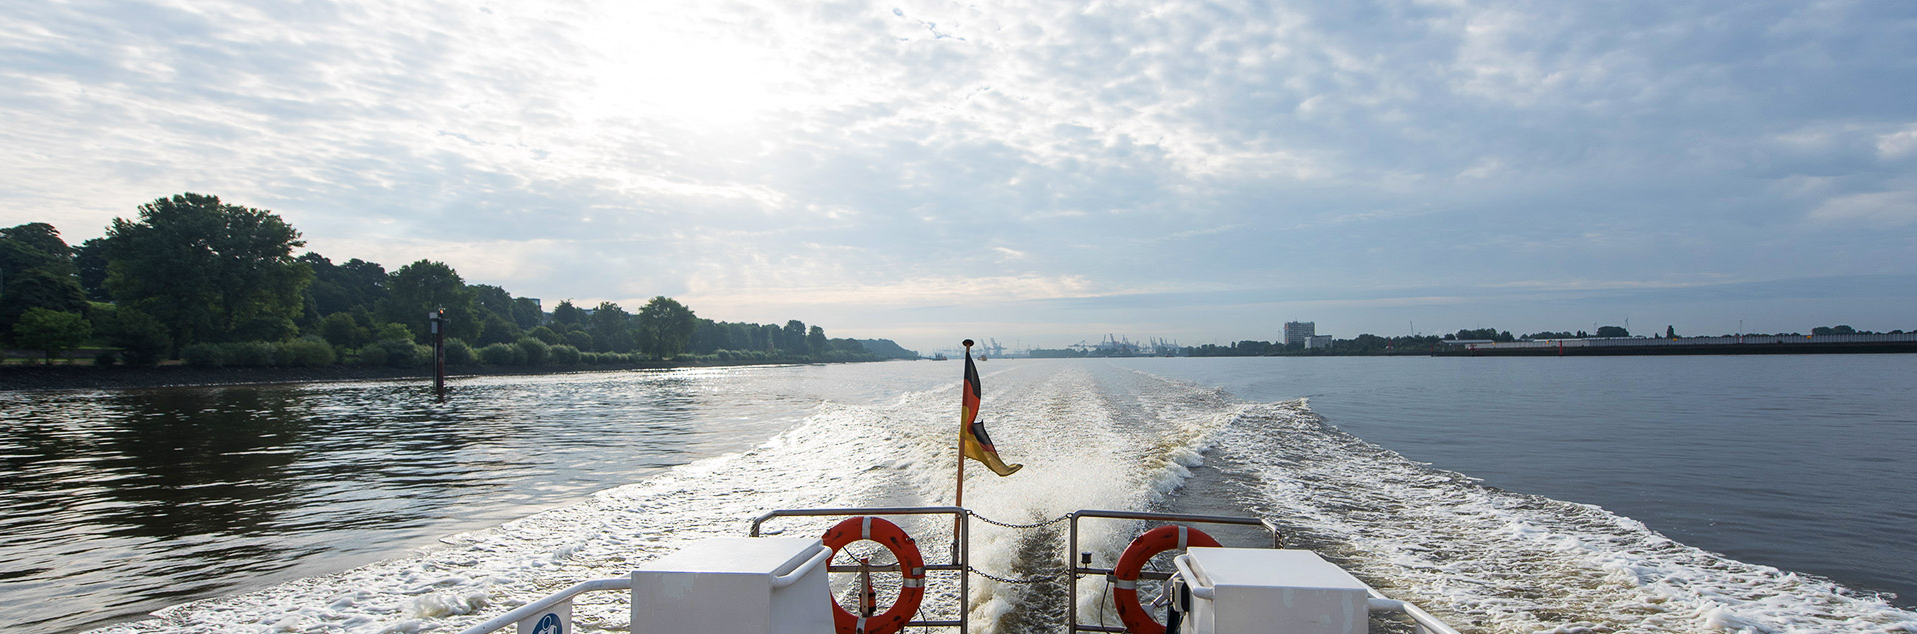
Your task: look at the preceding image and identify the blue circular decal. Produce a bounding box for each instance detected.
[533,613,563,634]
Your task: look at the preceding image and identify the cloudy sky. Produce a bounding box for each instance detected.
[4,1,1915,353]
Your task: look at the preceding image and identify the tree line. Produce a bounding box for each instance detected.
[1182,334,1447,357]
[1,193,914,366]
[1178,322,1910,358]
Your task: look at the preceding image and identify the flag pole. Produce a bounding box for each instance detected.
[956,339,972,543]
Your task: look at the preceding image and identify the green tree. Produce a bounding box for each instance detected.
[336,258,388,308]
[0,223,74,274]
[298,253,351,315]
[13,308,90,363]
[1,268,88,339]
[515,337,549,365]
[102,194,311,346]
[511,297,543,329]
[635,296,696,359]
[564,329,594,350]
[471,284,515,321]
[782,320,808,355]
[376,322,414,342]
[689,319,725,353]
[68,238,113,302]
[1,223,87,338]
[380,260,478,343]
[757,325,783,352]
[1595,325,1630,338]
[1452,328,1512,342]
[319,312,370,348]
[94,305,172,365]
[526,325,562,344]
[551,300,585,329]
[588,301,632,352]
[806,325,827,356]
[477,311,520,346]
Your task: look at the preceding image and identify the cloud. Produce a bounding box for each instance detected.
[1810,191,1917,225]
[3,0,1917,351]
[1881,126,1917,159]
[679,273,1103,332]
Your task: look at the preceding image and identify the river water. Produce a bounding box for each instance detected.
[1,357,1913,633]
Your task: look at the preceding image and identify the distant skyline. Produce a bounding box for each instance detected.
[4,1,1915,354]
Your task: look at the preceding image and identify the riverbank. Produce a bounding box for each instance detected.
[0,358,890,392]
[1431,333,1917,356]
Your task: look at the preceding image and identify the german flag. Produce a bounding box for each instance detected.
[960,340,1022,476]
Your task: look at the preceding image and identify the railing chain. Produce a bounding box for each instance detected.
[967,511,1073,530]
[958,512,1074,584]
[966,565,1055,585]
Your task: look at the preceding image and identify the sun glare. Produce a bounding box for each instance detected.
[577,6,785,130]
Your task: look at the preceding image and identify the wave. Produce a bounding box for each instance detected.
[85,362,1917,634]
[1208,399,1917,634]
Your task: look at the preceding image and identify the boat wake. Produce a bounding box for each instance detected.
[88,362,1917,634]
[1203,398,1917,634]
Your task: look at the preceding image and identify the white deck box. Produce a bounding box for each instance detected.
[1179,548,1370,634]
[630,537,832,634]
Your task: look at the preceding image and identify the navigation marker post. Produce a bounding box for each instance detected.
[430,308,446,401]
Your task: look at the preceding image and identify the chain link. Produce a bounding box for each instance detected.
[965,565,1055,585]
[966,511,1074,530]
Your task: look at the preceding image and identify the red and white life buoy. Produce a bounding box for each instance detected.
[821,516,926,634]
[1112,525,1221,634]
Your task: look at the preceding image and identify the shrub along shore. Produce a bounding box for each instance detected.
[0,354,894,393]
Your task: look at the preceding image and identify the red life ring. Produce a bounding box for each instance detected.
[1112,525,1221,634]
[821,516,926,634]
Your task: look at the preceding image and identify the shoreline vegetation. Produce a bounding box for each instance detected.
[1025,325,1915,358]
[0,355,898,393]
[1,194,920,381]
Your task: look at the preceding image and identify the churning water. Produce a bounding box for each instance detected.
[2,357,1913,633]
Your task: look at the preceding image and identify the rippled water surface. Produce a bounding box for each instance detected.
[1118,354,1917,609]
[2,357,1913,633]
[0,365,947,633]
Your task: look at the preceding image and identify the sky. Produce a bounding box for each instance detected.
[3,0,1915,354]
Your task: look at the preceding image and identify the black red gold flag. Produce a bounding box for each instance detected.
[960,343,1021,476]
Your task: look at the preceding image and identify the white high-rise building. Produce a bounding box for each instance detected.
[1283,321,1315,346]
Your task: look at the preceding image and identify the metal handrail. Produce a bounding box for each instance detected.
[770,543,833,588]
[453,506,1465,634]
[454,577,629,634]
[1367,592,1464,634]
[1170,550,1465,634]
[750,506,970,632]
[1171,554,1215,600]
[1066,509,1285,634]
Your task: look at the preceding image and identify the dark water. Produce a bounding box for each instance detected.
[2,356,1913,633]
[0,368,865,633]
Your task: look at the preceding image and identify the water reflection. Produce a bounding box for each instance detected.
[97,390,307,538]
[0,369,730,633]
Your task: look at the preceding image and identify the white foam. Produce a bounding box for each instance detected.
[85,363,1915,634]
[94,392,929,633]
[1215,400,1917,634]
